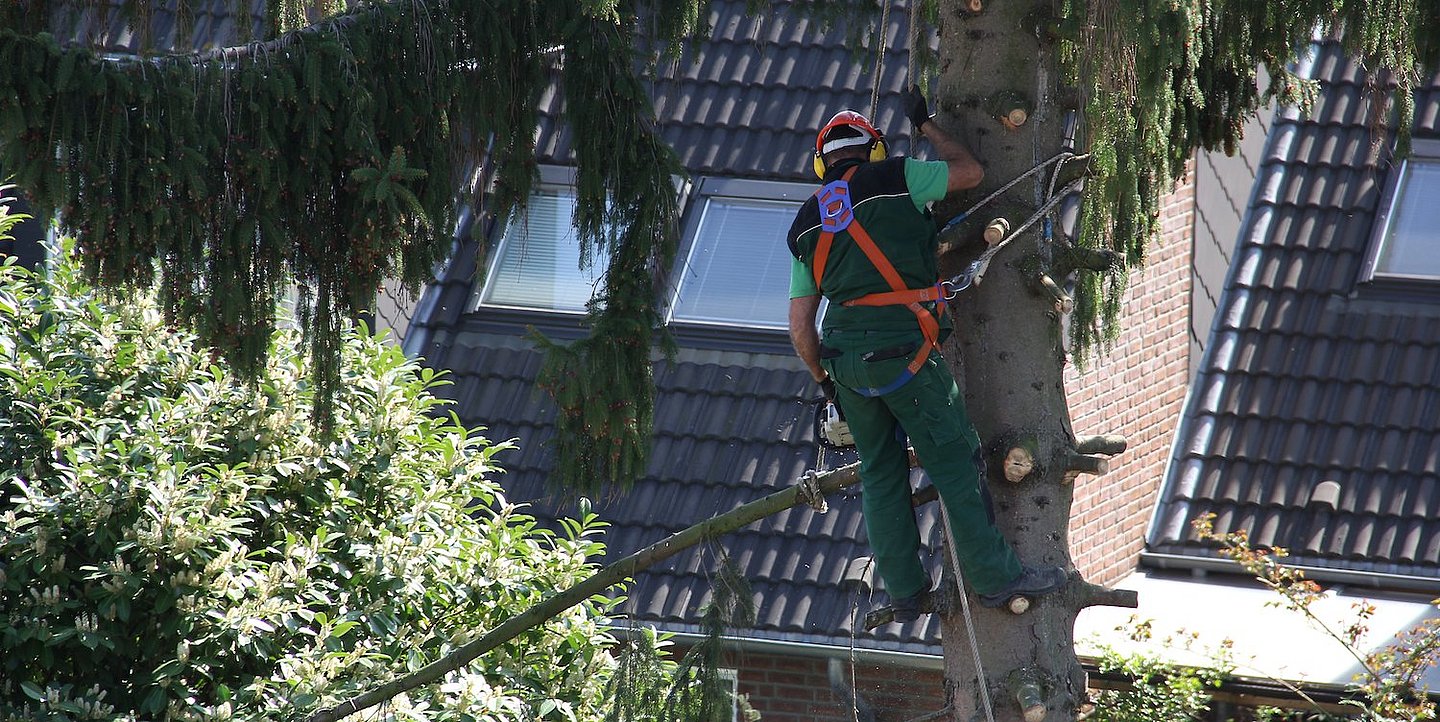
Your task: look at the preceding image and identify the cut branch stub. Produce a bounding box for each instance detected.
[1075,434,1127,456]
[1006,668,1049,722]
[1076,579,1140,610]
[1055,245,1119,278]
[963,0,983,14]
[988,90,1031,131]
[983,217,1010,246]
[1002,445,1036,483]
[1032,272,1073,314]
[1062,453,1108,484]
[1006,594,1031,615]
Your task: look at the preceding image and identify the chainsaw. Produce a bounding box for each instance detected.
[814,378,854,450]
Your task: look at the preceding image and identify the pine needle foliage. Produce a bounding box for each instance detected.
[0,0,701,493]
[6,0,1439,494]
[603,627,677,722]
[661,557,756,722]
[599,558,755,722]
[532,9,685,495]
[1055,0,1439,356]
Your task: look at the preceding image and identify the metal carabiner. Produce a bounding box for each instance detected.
[942,257,987,300]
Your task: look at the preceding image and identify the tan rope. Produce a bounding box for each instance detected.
[906,0,919,85]
[868,0,893,120]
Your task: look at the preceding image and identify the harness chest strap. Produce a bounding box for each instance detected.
[812,167,946,396]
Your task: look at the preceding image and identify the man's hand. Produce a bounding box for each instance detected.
[904,85,931,131]
[819,376,837,401]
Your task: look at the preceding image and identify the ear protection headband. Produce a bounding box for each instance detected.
[813,110,888,179]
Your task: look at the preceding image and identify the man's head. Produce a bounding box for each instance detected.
[813,110,887,178]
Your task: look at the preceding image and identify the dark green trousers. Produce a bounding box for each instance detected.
[821,335,1021,599]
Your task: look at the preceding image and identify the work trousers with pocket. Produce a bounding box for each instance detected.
[821,335,1022,600]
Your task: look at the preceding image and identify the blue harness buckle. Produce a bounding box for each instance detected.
[817,180,853,233]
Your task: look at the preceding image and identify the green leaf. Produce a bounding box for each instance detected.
[140,686,166,714]
[19,681,44,701]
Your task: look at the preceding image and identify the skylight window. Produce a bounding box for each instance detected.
[668,178,809,329]
[478,186,609,313]
[1365,143,1440,283]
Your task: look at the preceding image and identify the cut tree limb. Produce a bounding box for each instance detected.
[1075,580,1140,610]
[1032,272,1073,314]
[1075,434,1127,456]
[1054,246,1119,278]
[1063,453,1108,477]
[1007,668,1049,722]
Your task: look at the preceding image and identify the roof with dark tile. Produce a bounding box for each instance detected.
[1148,41,1440,587]
[411,1,951,652]
[47,1,269,54]
[423,332,951,652]
[536,0,927,183]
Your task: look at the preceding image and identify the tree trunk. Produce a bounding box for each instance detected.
[932,2,1127,720]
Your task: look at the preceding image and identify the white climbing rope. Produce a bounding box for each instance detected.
[941,175,1087,297]
[938,503,998,722]
[945,151,1086,233]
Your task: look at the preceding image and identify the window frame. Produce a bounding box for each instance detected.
[472,165,608,315]
[718,667,740,722]
[1358,138,1440,288]
[664,176,814,333]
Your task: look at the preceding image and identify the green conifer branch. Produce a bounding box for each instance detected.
[1054,0,1437,360]
[0,1,698,483]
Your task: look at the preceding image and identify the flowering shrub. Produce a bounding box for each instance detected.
[1196,515,1439,721]
[0,243,618,721]
[1087,617,1233,722]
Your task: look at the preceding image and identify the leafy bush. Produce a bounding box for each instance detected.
[1087,617,1233,722]
[1089,646,1228,722]
[0,243,619,721]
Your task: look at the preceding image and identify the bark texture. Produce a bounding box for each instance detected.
[931,2,1120,720]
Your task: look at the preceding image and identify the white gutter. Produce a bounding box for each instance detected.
[1140,551,1440,593]
[627,627,944,671]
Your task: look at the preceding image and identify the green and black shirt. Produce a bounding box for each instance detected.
[787,156,950,336]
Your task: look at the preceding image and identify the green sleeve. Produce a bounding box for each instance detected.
[789,255,818,298]
[904,157,949,211]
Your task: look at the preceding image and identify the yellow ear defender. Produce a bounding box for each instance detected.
[812,138,889,179]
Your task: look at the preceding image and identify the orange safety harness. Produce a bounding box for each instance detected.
[812,166,947,397]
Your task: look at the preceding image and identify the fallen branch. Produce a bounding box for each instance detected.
[308,459,875,722]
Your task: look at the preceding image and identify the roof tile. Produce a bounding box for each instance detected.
[1153,39,1440,586]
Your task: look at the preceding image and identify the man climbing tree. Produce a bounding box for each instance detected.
[5,2,1436,722]
[786,89,1066,621]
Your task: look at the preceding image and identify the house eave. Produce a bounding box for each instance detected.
[1140,550,1440,593]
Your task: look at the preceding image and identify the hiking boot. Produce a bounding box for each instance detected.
[892,591,923,623]
[978,565,1067,608]
[891,576,933,623]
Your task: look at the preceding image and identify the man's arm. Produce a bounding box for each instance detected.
[788,295,826,382]
[904,85,984,193]
[919,120,984,193]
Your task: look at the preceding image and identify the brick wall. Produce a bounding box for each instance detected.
[1064,170,1195,586]
[687,647,946,722]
